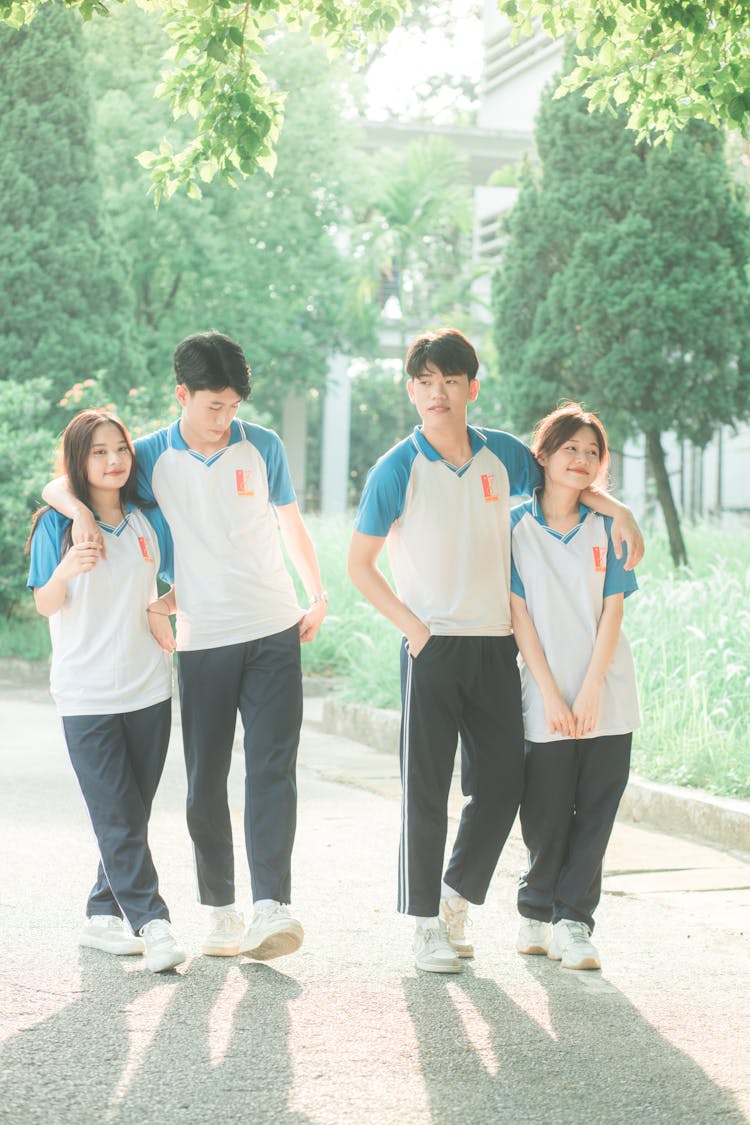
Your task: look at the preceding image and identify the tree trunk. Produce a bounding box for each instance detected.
[645,429,688,568]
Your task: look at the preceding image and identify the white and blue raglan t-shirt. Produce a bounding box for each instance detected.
[510,493,641,742]
[354,425,542,635]
[27,505,174,717]
[135,419,303,652]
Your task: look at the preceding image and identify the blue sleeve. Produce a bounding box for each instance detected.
[242,423,296,507]
[481,430,542,497]
[134,430,170,506]
[603,516,638,598]
[354,439,416,538]
[142,506,174,585]
[509,505,529,598]
[27,510,69,589]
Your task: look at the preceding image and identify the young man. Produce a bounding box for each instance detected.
[44,331,327,961]
[348,328,643,974]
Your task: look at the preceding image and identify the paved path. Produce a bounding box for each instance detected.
[1,682,749,1124]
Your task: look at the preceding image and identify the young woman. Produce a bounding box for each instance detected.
[510,403,640,971]
[26,410,186,973]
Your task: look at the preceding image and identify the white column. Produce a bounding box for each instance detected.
[321,354,351,515]
[282,391,308,510]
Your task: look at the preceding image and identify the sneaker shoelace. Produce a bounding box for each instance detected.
[563,922,592,946]
[214,912,239,934]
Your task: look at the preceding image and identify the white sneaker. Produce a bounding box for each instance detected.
[238,904,304,961]
[439,895,474,958]
[140,919,187,973]
[547,919,601,970]
[413,920,462,974]
[516,918,552,956]
[202,908,245,957]
[79,915,145,955]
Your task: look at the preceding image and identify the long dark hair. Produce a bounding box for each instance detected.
[26,410,140,554]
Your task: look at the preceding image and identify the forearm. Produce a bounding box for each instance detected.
[42,476,89,520]
[348,530,427,645]
[276,504,325,597]
[33,572,69,617]
[510,594,560,698]
[351,559,424,638]
[581,596,623,689]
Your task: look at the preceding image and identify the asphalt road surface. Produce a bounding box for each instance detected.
[1,679,748,1124]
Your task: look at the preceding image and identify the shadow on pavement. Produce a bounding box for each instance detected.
[0,951,313,1124]
[402,958,745,1124]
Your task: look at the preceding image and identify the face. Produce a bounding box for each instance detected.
[406,362,479,427]
[176,385,242,453]
[539,425,602,492]
[85,423,133,493]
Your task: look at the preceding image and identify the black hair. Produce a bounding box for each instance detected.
[173,330,252,399]
[405,328,479,381]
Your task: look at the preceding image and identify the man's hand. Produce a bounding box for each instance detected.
[298,598,328,644]
[611,510,644,570]
[72,509,106,558]
[406,621,431,659]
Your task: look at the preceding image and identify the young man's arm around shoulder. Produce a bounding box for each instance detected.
[276,502,328,643]
[348,531,430,657]
[42,477,103,553]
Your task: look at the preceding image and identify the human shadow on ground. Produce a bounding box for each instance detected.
[0,950,312,1125]
[403,958,745,1124]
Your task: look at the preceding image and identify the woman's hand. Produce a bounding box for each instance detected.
[147,601,176,654]
[571,683,601,739]
[543,690,576,738]
[58,539,102,579]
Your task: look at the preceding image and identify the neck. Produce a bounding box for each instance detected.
[539,482,582,527]
[421,420,472,468]
[179,418,230,457]
[88,488,124,523]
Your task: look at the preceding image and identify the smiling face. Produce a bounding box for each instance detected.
[85,422,134,496]
[175,384,242,455]
[538,424,603,493]
[406,362,479,432]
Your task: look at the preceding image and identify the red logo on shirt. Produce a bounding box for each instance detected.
[138,536,154,563]
[481,474,498,502]
[235,469,254,496]
[593,546,606,572]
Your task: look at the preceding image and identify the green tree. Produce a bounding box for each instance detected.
[499,0,750,140]
[85,11,377,426]
[493,55,750,567]
[0,3,142,404]
[0,0,407,200]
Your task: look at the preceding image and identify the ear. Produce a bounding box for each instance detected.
[406,378,417,404]
[175,383,189,408]
[468,378,480,403]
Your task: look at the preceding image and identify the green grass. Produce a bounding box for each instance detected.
[7,516,749,798]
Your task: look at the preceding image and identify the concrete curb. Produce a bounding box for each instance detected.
[321,697,750,858]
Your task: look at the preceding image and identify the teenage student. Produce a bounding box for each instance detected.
[27,410,185,974]
[44,332,327,961]
[348,328,644,974]
[511,402,640,971]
